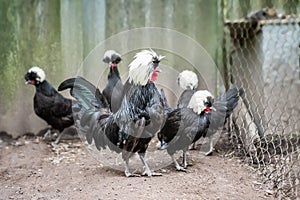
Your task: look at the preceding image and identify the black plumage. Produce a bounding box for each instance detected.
[175,70,198,149]
[102,50,123,113]
[177,90,197,150]
[25,67,74,144]
[58,50,165,177]
[157,87,244,171]
[177,89,195,109]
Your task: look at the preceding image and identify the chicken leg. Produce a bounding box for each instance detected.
[52,131,64,145]
[171,154,186,172]
[139,153,162,176]
[202,136,214,156]
[124,158,140,177]
[139,153,152,176]
[182,148,188,168]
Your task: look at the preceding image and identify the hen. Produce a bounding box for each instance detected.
[25,66,74,144]
[177,70,199,150]
[58,50,165,177]
[158,87,244,171]
[102,50,123,113]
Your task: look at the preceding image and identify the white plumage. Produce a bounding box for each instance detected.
[177,70,198,90]
[128,49,164,86]
[188,90,214,114]
[28,66,46,82]
[104,50,119,58]
[103,50,121,63]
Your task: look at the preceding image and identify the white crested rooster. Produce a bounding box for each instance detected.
[58,50,165,177]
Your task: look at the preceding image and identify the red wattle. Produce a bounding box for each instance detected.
[150,71,158,82]
[204,107,211,113]
[110,63,117,69]
[150,68,159,82]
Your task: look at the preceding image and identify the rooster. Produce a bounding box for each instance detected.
[58,50,165,177]
[102,50,123,113]
[24,66,74,144]
[157,87,243,171]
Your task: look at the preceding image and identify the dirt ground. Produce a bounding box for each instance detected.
[0,133,274,200]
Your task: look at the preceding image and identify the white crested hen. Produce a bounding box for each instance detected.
[158,87,243,171]
[25,66,74,144]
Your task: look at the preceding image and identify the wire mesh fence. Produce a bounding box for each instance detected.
[223,5,300,199]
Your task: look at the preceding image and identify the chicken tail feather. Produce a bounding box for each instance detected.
[207,86,244,136]
[58,77,110,142]
[58,76,109,111]
[223,86,244,118]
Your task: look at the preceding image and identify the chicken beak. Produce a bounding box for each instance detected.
[160,140,168,150]
[25,80,33,85]
[109,61,117,68]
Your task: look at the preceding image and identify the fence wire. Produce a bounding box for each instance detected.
[223,7,300,199]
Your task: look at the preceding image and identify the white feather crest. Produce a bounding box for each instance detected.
[103,50,120,63]
[28,66,46,82]
[103,50,118,58]
[178,70,198,90]
[128,49,164,85]
[188,90,214,114]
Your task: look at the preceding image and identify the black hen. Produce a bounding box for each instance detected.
[157,87,244,171]
[176,70,199,150]
[24,66,74,144]
[58,50,165,177]
[102,50,123,113]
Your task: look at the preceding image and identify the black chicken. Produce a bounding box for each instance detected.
[58,50,165,177]
[102,50,123,113]
[24,66,74,144]
[159,70,198,149]
[175,70,199,150]
[158,87,244,171]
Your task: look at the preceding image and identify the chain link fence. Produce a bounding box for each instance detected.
[223,6,300,199]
